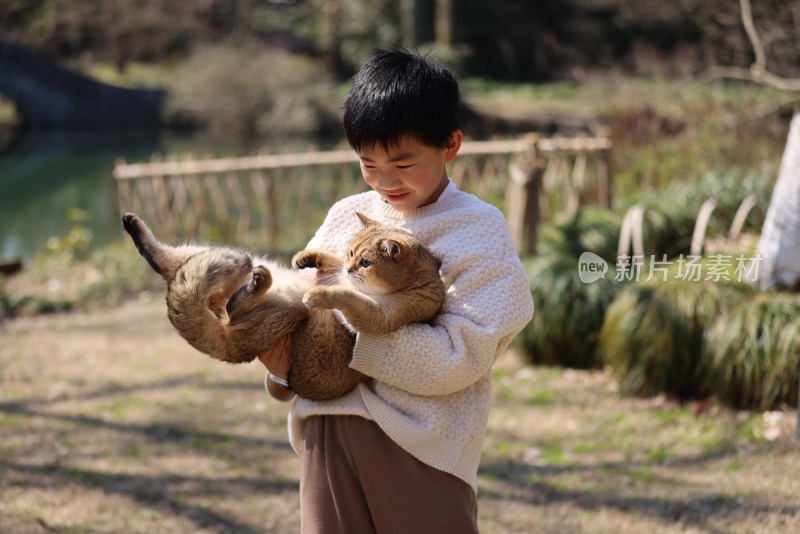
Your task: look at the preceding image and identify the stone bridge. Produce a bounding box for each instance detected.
[0,41,164,129]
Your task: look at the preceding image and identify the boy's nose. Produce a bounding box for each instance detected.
[378,172,402,189]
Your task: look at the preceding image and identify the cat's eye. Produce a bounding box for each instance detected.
[349,250,353,258]
[360,259,371,268]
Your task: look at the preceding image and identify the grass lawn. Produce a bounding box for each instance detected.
[1,298,798,533]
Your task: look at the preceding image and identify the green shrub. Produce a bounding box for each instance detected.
[599,279,755,399]
[521,252,622,368]
[624,167,773,257]
[167,44,331,139]
[662,167,772,236]
[640,202,696,258]
[702,293,800,410]
[521,207,624,368]
[537,206,622,262]
[2,239,163,318]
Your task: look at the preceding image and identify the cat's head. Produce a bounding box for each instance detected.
[161,249,280,363]
[171,250,272,322]
[344,212,442,294]
[122,213,274,361]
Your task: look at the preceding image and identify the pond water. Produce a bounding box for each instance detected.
[0,129,337,262]
[0,129,158,261]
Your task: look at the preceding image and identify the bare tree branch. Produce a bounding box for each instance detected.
[706,0,800,93]
[740,0,766,74]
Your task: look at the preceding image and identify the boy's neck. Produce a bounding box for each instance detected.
[419,173,450,208]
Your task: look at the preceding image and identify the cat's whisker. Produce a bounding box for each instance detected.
[349,273,368,294]
[315,266,343,273]
[316,271,346,287]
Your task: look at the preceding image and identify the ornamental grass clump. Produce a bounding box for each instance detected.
[537,206,622,262]
[599,279,755,399]
[638,201,695,257]
[520,207,623,368]
[702,293,800,410]
[521,253,621,368]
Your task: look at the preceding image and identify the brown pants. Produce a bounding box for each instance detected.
[300,415,479,534]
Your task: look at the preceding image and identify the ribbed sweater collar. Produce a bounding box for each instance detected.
[369,189,472,223]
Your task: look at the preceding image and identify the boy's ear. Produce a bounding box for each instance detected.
[444,130,463,163]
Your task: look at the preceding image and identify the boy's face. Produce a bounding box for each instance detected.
[357,132,462,213]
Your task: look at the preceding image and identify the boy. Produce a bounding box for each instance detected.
[259,47,534,533]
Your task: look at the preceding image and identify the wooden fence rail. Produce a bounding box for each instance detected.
[114,133,612,256]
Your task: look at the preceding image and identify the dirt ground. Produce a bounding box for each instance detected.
[2,297,799,533]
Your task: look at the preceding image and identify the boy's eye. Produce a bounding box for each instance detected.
[360,259,372,268]
[396,164,413,170]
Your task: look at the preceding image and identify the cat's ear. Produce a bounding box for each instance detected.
[381,238,409,260]
[356,212,379,228]
[207,292,230,323]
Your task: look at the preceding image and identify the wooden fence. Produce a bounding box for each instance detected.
[113,133,612,256]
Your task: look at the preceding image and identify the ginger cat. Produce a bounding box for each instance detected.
[121,212,444,401]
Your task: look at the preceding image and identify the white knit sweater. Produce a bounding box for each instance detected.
[287,181,534,493]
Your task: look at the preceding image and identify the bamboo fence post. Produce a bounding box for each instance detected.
[728,194,758,241]
[525,143,543,256]
[597,126,614,208]
[185,154,202,238]
[114,157,131,215]
[153,154,175,241]
[225,170,250,237]
[505,133,541,255]
[267,169,279,245]
[691,199,718,256]
[450,158,466,187]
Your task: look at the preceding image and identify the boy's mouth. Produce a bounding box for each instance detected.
[384,192,409,203]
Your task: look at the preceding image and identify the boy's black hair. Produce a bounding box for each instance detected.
[342,47,460,153]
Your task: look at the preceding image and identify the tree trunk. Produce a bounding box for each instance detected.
[435,0,452,49]
[400,0,415,47]
[754,112,800,291]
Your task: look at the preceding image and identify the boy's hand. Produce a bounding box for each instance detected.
[258,335,294,401]
[258,334,292,376]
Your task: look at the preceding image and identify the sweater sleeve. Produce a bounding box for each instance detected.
[350,253,534,396]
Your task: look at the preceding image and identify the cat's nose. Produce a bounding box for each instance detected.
[347,267,354,274]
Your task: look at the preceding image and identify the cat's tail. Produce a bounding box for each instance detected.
[122,212,202,281]
[122,213,169,276]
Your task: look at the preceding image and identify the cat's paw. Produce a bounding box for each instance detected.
[250,265,272,293]
[302,287,332,310]
[292,251,320,270]
[121,213,144,237]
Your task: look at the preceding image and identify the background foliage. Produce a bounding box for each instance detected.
[3,0,799,81]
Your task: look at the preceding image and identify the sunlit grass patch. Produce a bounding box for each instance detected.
[0,412,21,427]
[526,390,555,406]
[647,446,678,465]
